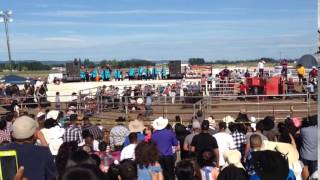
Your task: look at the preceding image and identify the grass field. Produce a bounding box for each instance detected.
[0,70,60,79]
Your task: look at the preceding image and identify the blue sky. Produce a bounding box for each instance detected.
[0,0,317,61]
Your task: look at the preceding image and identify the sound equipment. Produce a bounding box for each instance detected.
[168,60,183,79]
[63,62,81,82]
[66,62,80,77]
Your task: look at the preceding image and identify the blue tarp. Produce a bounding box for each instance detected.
[0,75,28,85]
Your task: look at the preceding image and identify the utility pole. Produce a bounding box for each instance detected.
[0,10,13,72]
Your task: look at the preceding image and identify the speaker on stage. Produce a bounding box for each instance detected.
[168,60,182,79]
[66,62,80,77]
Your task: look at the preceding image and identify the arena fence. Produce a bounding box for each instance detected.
[0,92,316,125]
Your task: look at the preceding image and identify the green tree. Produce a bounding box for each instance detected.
[188,58,205,65]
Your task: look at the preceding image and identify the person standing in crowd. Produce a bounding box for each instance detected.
[0,116,57,180]
[175,160,198,180]
[244,69,251,78]
[129,67,135,80]
[109,117,129,151]
[114,67,121,81]
[229,123,246,157]
[120,132,138,161]
[152,66,157,80]
[238,82,247,99]
[257,61,265,77]
[145,93,153,117]
[55,91,61,110]
[300,115,318,178]
[90,66,97,81]
[207,73,214,91]
[280,59,288,80]
[105,66,112,81]
[244,120,267,157]
[143,125,153,142]
[213,121,236,167]
[191,120,219,165]
[100,66,108,81]
[123,119,145,147]
[80,66,86,82]
[296,64,305,85]
[248,150,296,180]
[40,118,65,156]
[63,114,83,143]
[0,117,10,144]
[309,66,318,82]
[183,121,201,157]
[197,149,219,180]
[245,134,263,175]
[152,117,178,180]
[135,142,163,180]
[83,116,103,141]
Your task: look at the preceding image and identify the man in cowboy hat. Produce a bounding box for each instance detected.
[152,117,178,180]
[123,119,145,147]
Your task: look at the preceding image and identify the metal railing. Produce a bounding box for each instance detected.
[0,93,316,123]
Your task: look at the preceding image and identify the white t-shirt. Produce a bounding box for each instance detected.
[41,126,65,155]
[257,62,264,70]
[213,132,236,166]
[120,144,137,161]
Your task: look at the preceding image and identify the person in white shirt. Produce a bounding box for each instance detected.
[257,61,265,77]
[40,118,65,155]
[120,132,138,161]
[213,121,236,167]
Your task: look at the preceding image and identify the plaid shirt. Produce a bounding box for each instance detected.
[84,125,103,140]
[109,125,129,149]
[63,125,83,143]
[231,131,246,153]
[0,130,11,144]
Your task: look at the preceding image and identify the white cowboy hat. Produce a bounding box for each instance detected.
[152,117,169,130]
[207,117,216,127]
[128,119,144,133]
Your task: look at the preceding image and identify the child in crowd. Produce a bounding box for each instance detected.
[245,134,263,176]
[197,149,219,180]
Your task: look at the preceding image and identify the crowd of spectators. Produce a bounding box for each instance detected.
[0,106,317,180]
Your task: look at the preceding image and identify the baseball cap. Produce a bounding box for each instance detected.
[12,116,37,139]
[201,120,210,130]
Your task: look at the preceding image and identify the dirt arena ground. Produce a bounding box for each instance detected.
[91,97,317,127]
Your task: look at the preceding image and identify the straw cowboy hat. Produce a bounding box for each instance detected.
[152,117,169,130]
[263,140,299,168]
[207,117,216,127]
[223,116,235,125]
[128,119,144,133]
[223,150,244,170]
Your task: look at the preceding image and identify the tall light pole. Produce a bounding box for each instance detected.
[0,10,13,72]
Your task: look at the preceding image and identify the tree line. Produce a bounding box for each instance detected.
[0,57,294,71]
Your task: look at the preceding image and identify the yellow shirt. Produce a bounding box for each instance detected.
[297,67,305,76]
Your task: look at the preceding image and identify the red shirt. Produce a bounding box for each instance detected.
[310,69,318,78]
[239,84,247,92]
